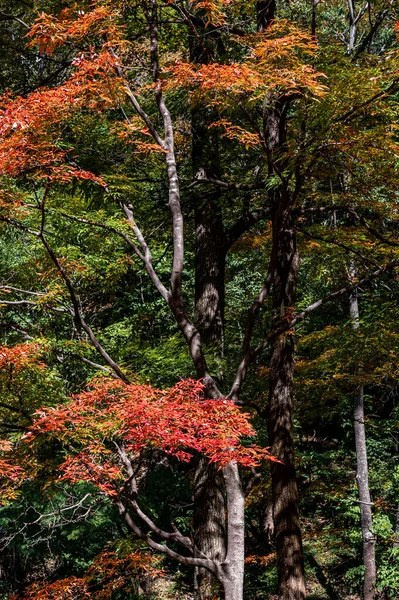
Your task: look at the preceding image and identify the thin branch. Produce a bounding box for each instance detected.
[56,353,120,378]
[0,422,26,431]
[354,8,389,57]
[225,206,271,250]
[296,225,381,268]
[115,500,217,574]
[41,232,129,382]
[348,207,399,247]
[253,259,399,359]
[115,444,199,554]
[229,262,274,400]
[336,80,398,123]
[119,201,170,303]
[0,286,46,296]
[0,299,66,313]
[1,324,33,340]
[0,10,29,28]
[188,177,263,191]
[108,46,165,148]
[0,215,39,236]
[36,198,129,382]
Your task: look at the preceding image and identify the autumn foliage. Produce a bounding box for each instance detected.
[24,378,274,496]
[18,542,164,600]
[0,344,274,503]
[0,2,328,196]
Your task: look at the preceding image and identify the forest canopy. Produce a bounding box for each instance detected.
[0,1,399,599]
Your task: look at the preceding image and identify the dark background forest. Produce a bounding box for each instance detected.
[0,1,398,599]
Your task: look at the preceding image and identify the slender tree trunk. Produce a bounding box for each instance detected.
[191,99,226,352]
[348,269,376,600]
[263,498,275,547]
[268,205,306,600]
[190,39,228,600]
[189,16,226,352]
[394,503,399,548]
[220,462,245,600]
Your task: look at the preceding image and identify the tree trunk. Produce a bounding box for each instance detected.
[189,30,229,598]
[220,462,245,600]
[194,457,226,599]
[256,0,276,31]
[256,3,305,594]
[268,205,306,600]
[191,103,227,600]
[348,273,376,600]
[394,503,399,548]
[192,101,226,352]
[194,190,226,351]
[353,387,376,600]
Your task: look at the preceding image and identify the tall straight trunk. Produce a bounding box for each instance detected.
[193,457,226,599]
[194,188,226,351]
[256,3,304,594]
[394,503,399,548]
[348,271,376,600]
[190,35,227,600]
[268,205,306,600]
[189,22,226,352]
[191,101,226,352]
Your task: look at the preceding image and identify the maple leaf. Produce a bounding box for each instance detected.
[27,378,276,497]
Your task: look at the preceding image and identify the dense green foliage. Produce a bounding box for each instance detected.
[0,1,399,599]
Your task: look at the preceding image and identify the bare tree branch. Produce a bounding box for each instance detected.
[115,499,218,573]
[34,195,129,382]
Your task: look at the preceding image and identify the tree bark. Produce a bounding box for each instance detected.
[189,8,226,352]
[194,197,226,350]
[348,269,376,600]
[394,503,399,548]
[189,27,228,600]
[256,0,276,31]
[259,1,306,582]
[220,462,245,600]
[268,204,306,600]
[193,457,226,599]
[192,105,226,350]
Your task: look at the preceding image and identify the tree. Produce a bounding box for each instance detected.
[348,264,376,600]
[1,2,399,599]
[1,375,276,600]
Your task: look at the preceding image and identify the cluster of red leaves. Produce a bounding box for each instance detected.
[0,51,122,184]
[18,545,164,600]
[0,0,173,185]
[210,120,261,149]
[0,444,23,482]
[0,344,50,500]
[245,553,275,566]
[0,3,328,184]
[0,440,24,501]
[26,378,275,496]
[85,547,165,599]
[165,23,327,102]
[19,577,90,600]
[28,2,126,56]
[0,342,45,371]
